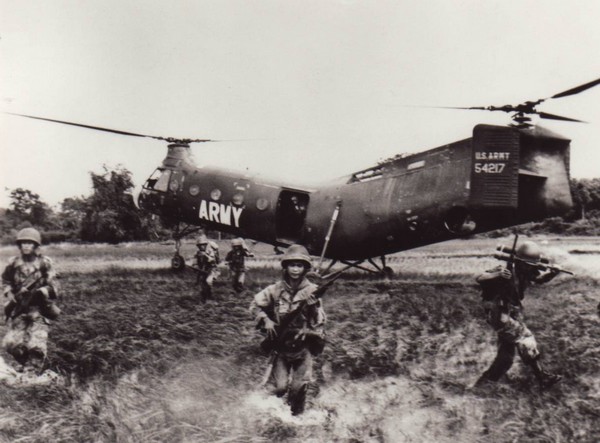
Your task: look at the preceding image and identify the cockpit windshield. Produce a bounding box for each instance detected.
[144,168,172,192]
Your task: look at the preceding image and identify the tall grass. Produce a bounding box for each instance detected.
[0,239,599,442]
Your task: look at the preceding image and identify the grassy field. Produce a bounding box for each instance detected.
[0,236,598,442]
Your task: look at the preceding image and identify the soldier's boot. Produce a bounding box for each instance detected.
[288,384,308,416]
[530,360,562,389]
[27,349,46,376]
[201,285,212,302]
[9,345,29,369]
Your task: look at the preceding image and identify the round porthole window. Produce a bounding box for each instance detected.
[256,197,269,211]
[232,193,244,205]
[210,189,222,201]
[189,185,200,196]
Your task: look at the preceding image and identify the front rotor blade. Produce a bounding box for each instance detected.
[550,77,600,99]
[538,112,586,123]
[5,113,213,143]
[404,105,489,110]
[438,106,489,110]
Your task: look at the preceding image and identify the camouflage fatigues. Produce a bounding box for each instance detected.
[251,277,326,415]
[225,246,252,292]
[195,242,220,301]
[476,264,557,383]
[2,254,60,371]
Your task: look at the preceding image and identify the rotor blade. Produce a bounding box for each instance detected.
[538,112,586,123]
[5,112,213,143]
[402,105,490,110]
[437,106,489,110]
[550,77,600,99]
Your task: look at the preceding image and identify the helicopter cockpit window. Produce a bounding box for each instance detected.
[144,168,172,192]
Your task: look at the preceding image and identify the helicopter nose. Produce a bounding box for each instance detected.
[131,184,143,209]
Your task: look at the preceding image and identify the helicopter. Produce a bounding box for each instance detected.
[7,77,600,276]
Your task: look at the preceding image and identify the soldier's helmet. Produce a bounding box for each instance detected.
[196,234,208,246]
[281,244,311,269]
[516,241,541,262]
[231,238,243,247]
[16,227,42,247]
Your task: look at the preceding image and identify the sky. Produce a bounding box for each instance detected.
[1,0,599,209]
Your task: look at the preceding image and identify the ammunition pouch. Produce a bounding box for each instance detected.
[306,335,325,356]
[260,329,325,356]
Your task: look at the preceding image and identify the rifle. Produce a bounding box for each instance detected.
[258,270,344,387]
[4,274,45,320]
[494,248,574,275]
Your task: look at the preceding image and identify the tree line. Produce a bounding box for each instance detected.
[1,168,599,245]
[0,166,171,245]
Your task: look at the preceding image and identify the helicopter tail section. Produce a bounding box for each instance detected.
[469,124,572,228]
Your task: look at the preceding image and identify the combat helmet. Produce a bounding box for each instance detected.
[281,244,311,269]
[231,238,243,247]
[16,227,42,247]
[516,241,541,262]
[196,234,208,246]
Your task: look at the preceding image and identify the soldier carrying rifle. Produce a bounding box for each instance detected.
[250,244,327,416]
[474,236,570,390]
[2,228,61,379]
[194,234,220,302]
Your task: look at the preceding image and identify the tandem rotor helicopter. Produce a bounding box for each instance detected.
[6,77,600,275]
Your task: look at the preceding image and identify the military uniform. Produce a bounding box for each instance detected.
[476,242,561,388]
[195,237,220,302]
[250,244,326,415]
[2,230,60,373]
[225,239,253,292]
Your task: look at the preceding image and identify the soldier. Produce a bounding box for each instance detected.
[250,244,326,415]
[225,238,254,293]
[194,234,220,302]
[2,228,61,378]
[475,241,562,389]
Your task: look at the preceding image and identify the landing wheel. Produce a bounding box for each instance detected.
[381,266,394,278]
[171,254,186,272]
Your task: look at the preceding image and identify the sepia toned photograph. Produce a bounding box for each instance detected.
[0,1,599,442]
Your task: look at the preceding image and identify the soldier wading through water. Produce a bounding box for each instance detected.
[250,245,326,415]
[475,241,562,389]
[2,228,61,381]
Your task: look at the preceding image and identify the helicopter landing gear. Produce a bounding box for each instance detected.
[369,256,393,277]
[170,223,205,272]
[171,253,186,272]
[325,256,393,277]
[171,237,186,272]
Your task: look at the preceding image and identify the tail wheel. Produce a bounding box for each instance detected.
[171,254,186,272]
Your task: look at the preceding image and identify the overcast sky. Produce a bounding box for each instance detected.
[1,0,599,208]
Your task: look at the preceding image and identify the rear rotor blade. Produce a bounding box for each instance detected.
[538,112,586,123]
[550,77,600,99]
[5,112,213,143]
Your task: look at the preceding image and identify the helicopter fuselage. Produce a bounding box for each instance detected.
[138,124,572,261]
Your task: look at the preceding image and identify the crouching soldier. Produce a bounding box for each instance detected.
[194,234,220,302]
[2,228,61,377]
[250,245,326,415]
[225,238,254,293]
[475,241,562,390]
